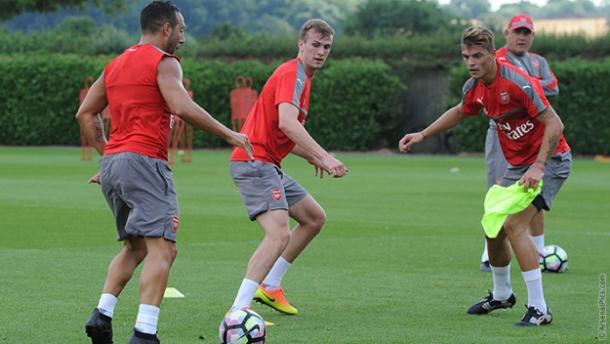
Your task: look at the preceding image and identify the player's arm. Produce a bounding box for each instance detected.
[398,103,465,153]
[520,106,564,190]
[292,143,325,178]
[278,103,346,177]
[157,57,253,159]
[537,56,559,97]
[75,74,108,155]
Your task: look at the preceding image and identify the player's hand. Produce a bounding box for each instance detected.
[321,154,347,178]
[519,163,544,191]
[228,132,254,160]
[88,172,101,185]
[306,155,326,179]
[398,132,425,152]
[313,165,326,179]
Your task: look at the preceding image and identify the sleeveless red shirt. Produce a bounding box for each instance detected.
[103,44,179,160]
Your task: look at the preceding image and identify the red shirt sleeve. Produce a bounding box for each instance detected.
[274,69,299,107]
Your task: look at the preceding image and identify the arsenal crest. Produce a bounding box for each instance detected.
[499,90,510,104]
[272,187,282,201]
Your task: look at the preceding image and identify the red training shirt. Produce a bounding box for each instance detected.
[461,60,570,166]
[231,58,312,166]
[103,43,179,161]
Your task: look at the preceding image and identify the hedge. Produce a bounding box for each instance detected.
[5,28,610,70]
[447,59,610,155]
[0,54,107,145]
[0,54,402,151]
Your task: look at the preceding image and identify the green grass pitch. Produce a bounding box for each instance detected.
[0,147,608,343]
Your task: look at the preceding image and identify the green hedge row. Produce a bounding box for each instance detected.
[0,54,107,145]
[447,59,610,155]
[5,28,610,69]
[0,54,402,151]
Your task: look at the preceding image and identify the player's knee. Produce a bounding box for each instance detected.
[168,244,178,263]
[126,242,148,263]
[269,229,291,251]
[309,210,326,233]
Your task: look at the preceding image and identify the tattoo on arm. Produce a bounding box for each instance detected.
[94,114,107,144]
[544,135,559,160]
[536,107,561,165]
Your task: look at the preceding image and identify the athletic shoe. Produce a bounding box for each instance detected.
[127,329,160,344]
[515,305,553,326]
[85,308,113,344]
[254,286,298,315]
[480,261,491,272]
[467,290,516,315]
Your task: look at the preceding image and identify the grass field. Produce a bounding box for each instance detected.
[0,147,608,343]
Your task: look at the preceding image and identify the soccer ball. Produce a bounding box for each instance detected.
[540,244,568,273]
[219,308,266,344]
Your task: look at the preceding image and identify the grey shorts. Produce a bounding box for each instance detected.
[230,161,308,220]
[100,152,179,242]
[485,121,509,188]
[500,151,572,211]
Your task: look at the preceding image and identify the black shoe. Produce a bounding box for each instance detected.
[515,305,553,326]
[480,261,491,272]
[128,329,160,344]
[85,308,113,344]
[467,290,516,315]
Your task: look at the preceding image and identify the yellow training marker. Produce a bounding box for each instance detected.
[163,287,185,298]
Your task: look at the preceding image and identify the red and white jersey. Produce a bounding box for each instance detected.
[231,58,312,166]
[496,47,559,97]
[461,60,570,166]
[103,44,179,161]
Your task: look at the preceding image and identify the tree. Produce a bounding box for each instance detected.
[0,0,123,21]
[445,0,491,19]
[343,0,454,37]
[543,0,596,18]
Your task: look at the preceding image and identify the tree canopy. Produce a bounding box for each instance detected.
[343,0,455,37]
[0,0,123,21]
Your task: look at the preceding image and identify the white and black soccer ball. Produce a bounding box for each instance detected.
[219,308,266,344]
[540,244,568,273]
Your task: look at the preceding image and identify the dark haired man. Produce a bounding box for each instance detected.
[76,1,252,343]
[399,26,571,326]
[479,14,559,272]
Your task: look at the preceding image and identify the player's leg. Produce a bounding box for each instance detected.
[102,238,148,296]
[283,195,326,262]
[255,194,326,315]
[118,154,180,343]
[127,237,177,343]
[232,209,291,311]
[468,230,517,315]
[87,155,146,344]
[503,204,553,326]
[86,238,147,344]
[480,122,508,272]
[529,211,545,256]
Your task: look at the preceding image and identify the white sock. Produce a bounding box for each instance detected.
[97,293,118,318]
[531,234,545,256]
[522,268,547,313]
[135,304,160,335]
[231,278,259,311]
[490,264,512,301]
[481,240,489,262]
[263,257,291,290]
